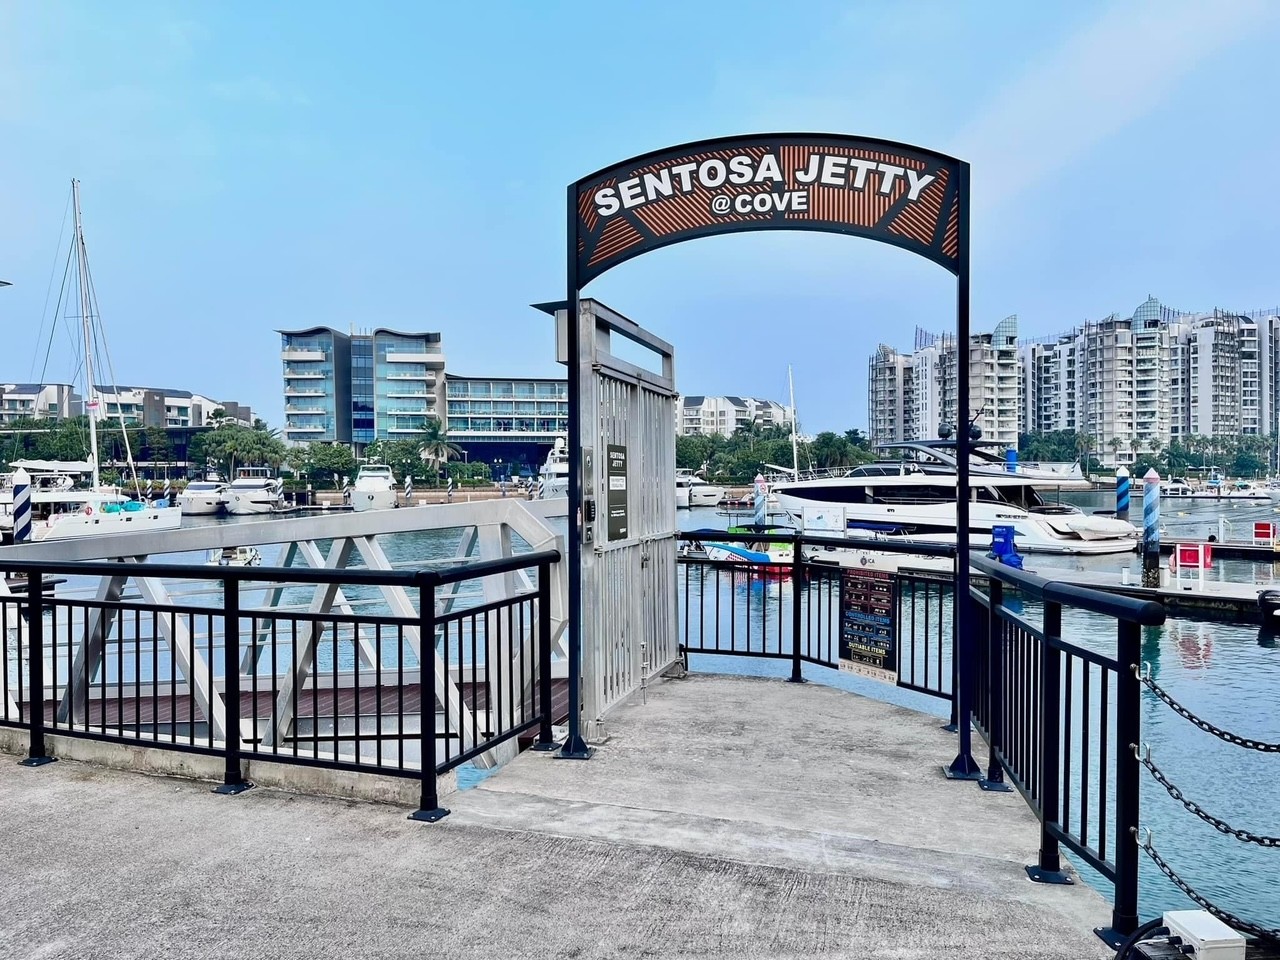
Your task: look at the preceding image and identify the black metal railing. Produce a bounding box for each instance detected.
[967,553,1165,944]
[677,530,956,681]
[675,532,1167,944]
[0,550,560,821]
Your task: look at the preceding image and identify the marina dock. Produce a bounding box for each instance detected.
[0,672,1113,960]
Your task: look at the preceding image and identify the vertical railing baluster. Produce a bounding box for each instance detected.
[20,570,54,767]
[789,535,803,682]
[1108,619,1141,940]
[410,575,449,822]
[535,560,558,751]
[981,579,1009,791]
[215,575,250,795]
[1027,596,1067,883]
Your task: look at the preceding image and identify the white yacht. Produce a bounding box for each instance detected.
[675,470,725,508]
[350,463,398,512]
[534,438,569,499]
[207,545,262,567]
[772,472,1138,555]
[878,440,1092,490]
[223,468,285,515]
[176,479,228,516]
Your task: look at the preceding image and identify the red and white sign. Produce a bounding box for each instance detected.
[1174,543,1212,569]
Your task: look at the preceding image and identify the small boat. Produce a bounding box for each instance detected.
[1258,590,1280,619]
[177,480,228,516]
[207,546,262,567]
[350,463,398,512]
[223,468,285,515]
[687,526,794,576]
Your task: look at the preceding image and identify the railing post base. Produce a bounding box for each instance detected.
[1093,926,1135,951]
[530,740,560,752]
[1025,864,1074,885]
[408,806,451,823]
[18,756,57,768]
[213,780,254,796]
[556,738,593,760]
[978,776,1012,792]
[941,755,982,780]
[940,722,958,733]
[786,675,808,685]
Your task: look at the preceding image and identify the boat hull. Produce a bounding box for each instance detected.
[224,494,283,515]
[39,505,183,540]
[176,495,225,516]
[352,489,398,512]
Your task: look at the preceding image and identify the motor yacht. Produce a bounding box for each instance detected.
[771,472,1138,555]
[176,479,228,516]
[876,440,1092,490]
[534,438,569,500]
[350,463,398,512]
[223,467,285,515]
[207,546,263,567]
[676,470,725,508]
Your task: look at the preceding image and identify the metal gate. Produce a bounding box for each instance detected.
[568,300,679,738]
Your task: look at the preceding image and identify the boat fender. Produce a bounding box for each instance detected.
[1168,553,1177,575]
[84,505,93,516]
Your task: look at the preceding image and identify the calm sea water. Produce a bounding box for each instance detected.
[32,499,1280,929]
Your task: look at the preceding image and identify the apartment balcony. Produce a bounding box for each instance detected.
[283,371,327,380]
[386,389,434,399]
[384,405,433,416]
[281,349,325,362]
[384,373,437,382]
[284,388,326,398]
[285,425,327,435]
[285,405,328,414]
[385,352,446,366]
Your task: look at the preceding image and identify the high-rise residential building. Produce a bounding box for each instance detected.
[677,395,796,438]
[868,296,1280,470]
[278,327,446,448]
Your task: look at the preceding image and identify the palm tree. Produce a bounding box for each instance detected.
[417,417,461,484]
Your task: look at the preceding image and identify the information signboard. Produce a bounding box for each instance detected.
[838,568,897,683]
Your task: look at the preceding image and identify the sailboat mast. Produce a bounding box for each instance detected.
[788,364,799,477]
[72,178,101,489]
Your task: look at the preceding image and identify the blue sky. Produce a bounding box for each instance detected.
[2,0,1278,432]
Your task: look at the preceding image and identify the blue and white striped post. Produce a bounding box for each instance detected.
[753,473,767,528]
[1115,466,1131,523]
[1142,468,1161,587]
[12,467,31,543]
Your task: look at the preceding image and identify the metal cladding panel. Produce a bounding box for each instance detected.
[574,133,963,285]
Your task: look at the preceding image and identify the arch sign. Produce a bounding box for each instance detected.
[559,133,978,777]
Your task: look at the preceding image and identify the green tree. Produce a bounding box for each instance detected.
[288,442,357,488]
[417,417,461,484]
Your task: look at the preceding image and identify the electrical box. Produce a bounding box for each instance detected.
[1162,911,1245,960]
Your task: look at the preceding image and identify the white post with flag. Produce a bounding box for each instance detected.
[13,467,32,543]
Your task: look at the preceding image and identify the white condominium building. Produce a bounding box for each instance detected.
[677,395,795,438]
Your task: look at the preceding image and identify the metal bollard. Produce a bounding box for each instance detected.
[1115,466,1130,523]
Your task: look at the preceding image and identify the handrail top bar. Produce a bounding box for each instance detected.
[679,529,957,557]
[0,549,562,587]
[969,553,1165,626]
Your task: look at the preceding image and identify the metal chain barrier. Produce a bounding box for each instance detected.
[1134,828,1280,945]
[1135,745,1280,847]
[1136,663,1280,752]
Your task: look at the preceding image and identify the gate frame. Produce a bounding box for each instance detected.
[560,133,976,775]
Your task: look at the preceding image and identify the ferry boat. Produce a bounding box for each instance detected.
[223,468,285,515]
[350,463,398,512]
[771,472,1138,555]
[176,479,228,516]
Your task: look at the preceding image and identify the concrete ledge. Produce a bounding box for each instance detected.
[0,727,456,807]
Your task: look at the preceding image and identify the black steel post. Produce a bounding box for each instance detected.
[559,183,590,759]
[410,578,450,822]
[947,162,980,779]
[533,560,559,751]
[788,534,805,682]
[19,569,55,767]
[1027,600,1070,883]
[979,580,1011,792]
[1099,619,1141,942]
[214,576,252,795]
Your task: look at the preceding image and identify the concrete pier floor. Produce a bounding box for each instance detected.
[1,674,1111,959]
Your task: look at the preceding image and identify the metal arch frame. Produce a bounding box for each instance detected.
[561,134,978,776]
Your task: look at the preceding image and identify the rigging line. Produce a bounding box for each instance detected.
[36,235,77,388]
[29,186,74,383]
[83,252,142,497]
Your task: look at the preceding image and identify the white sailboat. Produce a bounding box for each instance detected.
[3,180,181,543]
